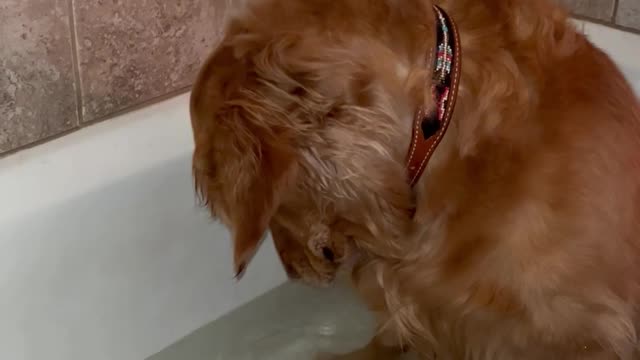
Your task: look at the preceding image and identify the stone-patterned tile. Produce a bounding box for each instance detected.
[0,0,78,154]
[616,0,640,30]
[74,0,230,123]
[559,0,616,21]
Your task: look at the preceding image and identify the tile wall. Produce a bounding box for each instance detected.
[561,0,640,29]
[0,0,638,155]
[1,0,229,154]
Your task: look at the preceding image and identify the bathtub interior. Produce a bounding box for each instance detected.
[0,20,638,360]
[583,22,640,94]
[147,281,384,360]
[0,95,287,360]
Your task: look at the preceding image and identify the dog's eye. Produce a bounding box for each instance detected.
[321,247,335,262]
[326,107,339,119]
[291,86,305,97]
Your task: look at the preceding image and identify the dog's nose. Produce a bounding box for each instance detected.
[322,247,335,262]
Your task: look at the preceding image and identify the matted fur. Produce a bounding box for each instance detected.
[190,0,640,358]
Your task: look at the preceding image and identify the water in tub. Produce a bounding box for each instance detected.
[148,279,416,360]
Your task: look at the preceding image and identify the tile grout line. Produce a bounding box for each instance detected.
[80,85,193,127]
[68,0,84,127]
[612,0,620,23]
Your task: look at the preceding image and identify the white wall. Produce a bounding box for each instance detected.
[0,20,638,360]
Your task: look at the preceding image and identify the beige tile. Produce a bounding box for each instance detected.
[0,0,78,154]
[616,0,640,30]
[74,0,230,122]
[559,0,616,21]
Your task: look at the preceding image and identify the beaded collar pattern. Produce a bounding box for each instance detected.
[406,5,462,187]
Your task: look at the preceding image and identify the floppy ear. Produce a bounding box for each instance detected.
[191,44,248,138]
[231,140,298,279]
[190,42,287,277]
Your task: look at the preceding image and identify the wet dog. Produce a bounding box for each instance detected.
[190,0,640,358]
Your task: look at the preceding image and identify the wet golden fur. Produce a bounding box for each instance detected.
[190,0,640,358]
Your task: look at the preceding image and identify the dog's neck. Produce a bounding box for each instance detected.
[419,0,575,151]
[406,0,578,220]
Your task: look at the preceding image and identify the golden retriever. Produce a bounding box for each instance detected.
[189,0,640,358]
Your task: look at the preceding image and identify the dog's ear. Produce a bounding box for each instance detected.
[231,138,298,279]
[191,42,298,278]
[191,44,248,137]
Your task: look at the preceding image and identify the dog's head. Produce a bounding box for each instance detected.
[190,0,437,286]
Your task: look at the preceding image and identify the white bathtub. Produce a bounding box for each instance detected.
[582,22,640,92]
[0,21,638,360]
[0,94,288,360]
